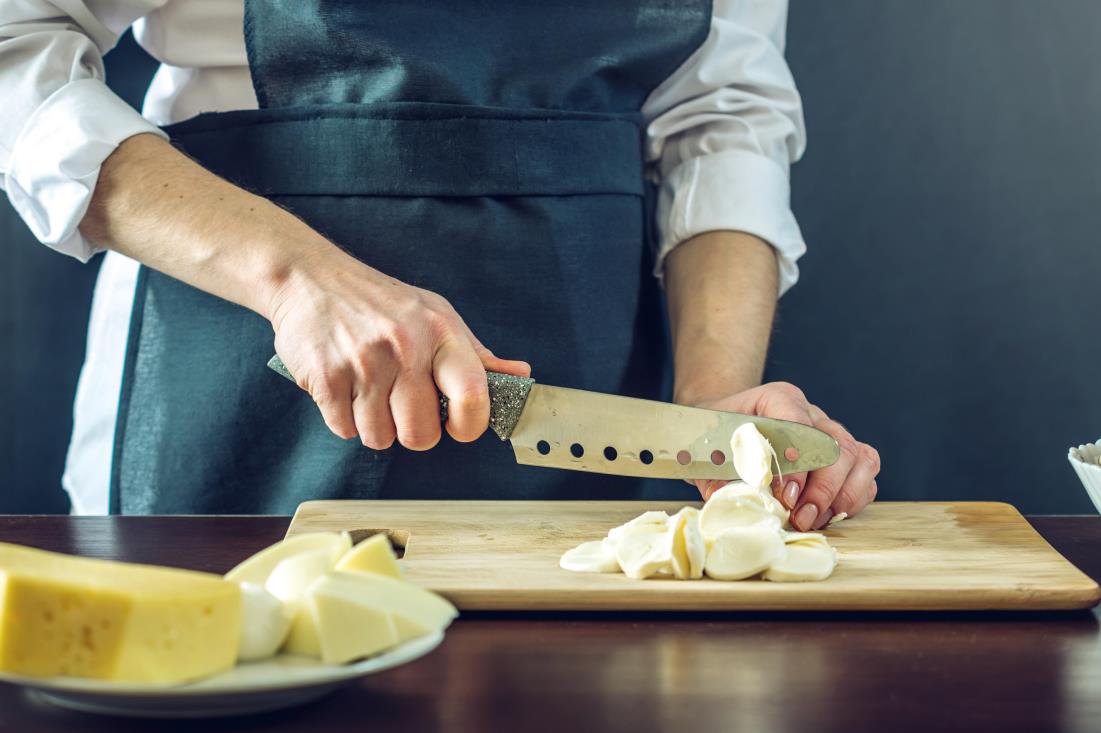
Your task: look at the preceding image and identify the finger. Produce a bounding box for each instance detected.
[389,370,442,451]
[433,336,490,443]
[308,369,357,440]
[695,479,727,501]
[352,384,397,450]
[753,385,814,509]
[791,418,859,532]
[823,443,881,522]
[454,319,532,378]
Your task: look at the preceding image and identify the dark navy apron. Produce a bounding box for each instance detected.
[111,0,713,513]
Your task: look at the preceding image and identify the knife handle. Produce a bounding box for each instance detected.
[266,355,534,441]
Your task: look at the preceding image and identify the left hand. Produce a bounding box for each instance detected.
[684,382,880,531]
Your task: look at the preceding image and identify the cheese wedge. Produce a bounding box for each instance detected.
[0,542,239,683]
[225,532,351,586]
[305,572,458,664]
[334,534,403,579]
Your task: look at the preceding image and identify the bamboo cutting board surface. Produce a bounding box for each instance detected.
[286,501,1100,611]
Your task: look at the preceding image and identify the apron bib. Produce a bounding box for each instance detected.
[111,0,712,513]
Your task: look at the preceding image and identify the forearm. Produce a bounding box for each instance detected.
[664,230,779,405]
[79,133,343,321]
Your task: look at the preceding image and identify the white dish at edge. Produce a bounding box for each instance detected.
[0,631,444,719]
[1068,440,1101,515]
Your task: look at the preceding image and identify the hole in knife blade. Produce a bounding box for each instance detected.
[570,443,584,458]
[711,450,726,465]
[604,446,617,461]
[639,450,654,465]
[676,450,691,466]
[537,440,550,455]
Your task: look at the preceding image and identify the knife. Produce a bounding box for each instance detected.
[267,355,838,481]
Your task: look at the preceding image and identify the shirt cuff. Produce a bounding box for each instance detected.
[654,149,807,297]
[2,78,167,262]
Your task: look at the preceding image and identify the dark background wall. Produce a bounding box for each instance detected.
[1,3,1098,513]
[0,32,158,513]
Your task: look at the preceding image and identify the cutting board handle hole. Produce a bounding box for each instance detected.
[348,528,411,559]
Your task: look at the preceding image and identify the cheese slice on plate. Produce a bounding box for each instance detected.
[305,572,458,664]
[226,532,351,586]
[0,542,240,684]
[334,534,403,579]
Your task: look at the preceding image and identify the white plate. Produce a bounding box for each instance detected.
[1069,440,1101,514]
[1,631,444,719]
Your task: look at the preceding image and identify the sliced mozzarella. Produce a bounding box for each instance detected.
[559,540,620,573]
[699,486,782,542]
[730,422,781,491]
[781,531,831,548]
[265,548,335,604]
[762,541,837,582]
[703,526,786,581]
[828,512,849,525]
[668,507,705,580]
[237,582,293,661]
[607,511,670,545]
[615,527,674,580]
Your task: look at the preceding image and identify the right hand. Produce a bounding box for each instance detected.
[268,247,530,450]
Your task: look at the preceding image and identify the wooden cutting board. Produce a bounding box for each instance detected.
[286,500,1100,611]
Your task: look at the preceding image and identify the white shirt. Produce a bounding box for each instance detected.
[0,0,807,515]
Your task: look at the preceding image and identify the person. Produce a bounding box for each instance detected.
[0,0,879,528]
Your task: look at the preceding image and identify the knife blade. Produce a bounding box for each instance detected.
[267,356,839,481]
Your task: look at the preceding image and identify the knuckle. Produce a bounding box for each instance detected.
[804,477,841,507]
[362,432,396,451]
[863,444,882,473]
[836,435,860,461]
[309,371,346,405]
[834,486,859,512]
[450,383,489,413]
[773,382,806,401]
[426,309,458,339]
[385,325,418,364]
[397,424,441,451]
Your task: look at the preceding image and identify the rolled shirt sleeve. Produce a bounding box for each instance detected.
[643,0,807,296]
[0,3,166,262]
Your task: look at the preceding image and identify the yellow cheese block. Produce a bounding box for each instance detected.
[334,534,403,579]
[0,542,240,684]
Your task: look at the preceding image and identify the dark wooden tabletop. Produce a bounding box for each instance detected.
[1,515,1099,733]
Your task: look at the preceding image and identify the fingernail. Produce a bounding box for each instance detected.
[782,481,801,509]
[794,504,818,531]
[785,447,799,462]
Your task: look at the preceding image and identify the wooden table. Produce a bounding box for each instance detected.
[0,516,1099,733]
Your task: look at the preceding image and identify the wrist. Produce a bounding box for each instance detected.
[258,230,345,327]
